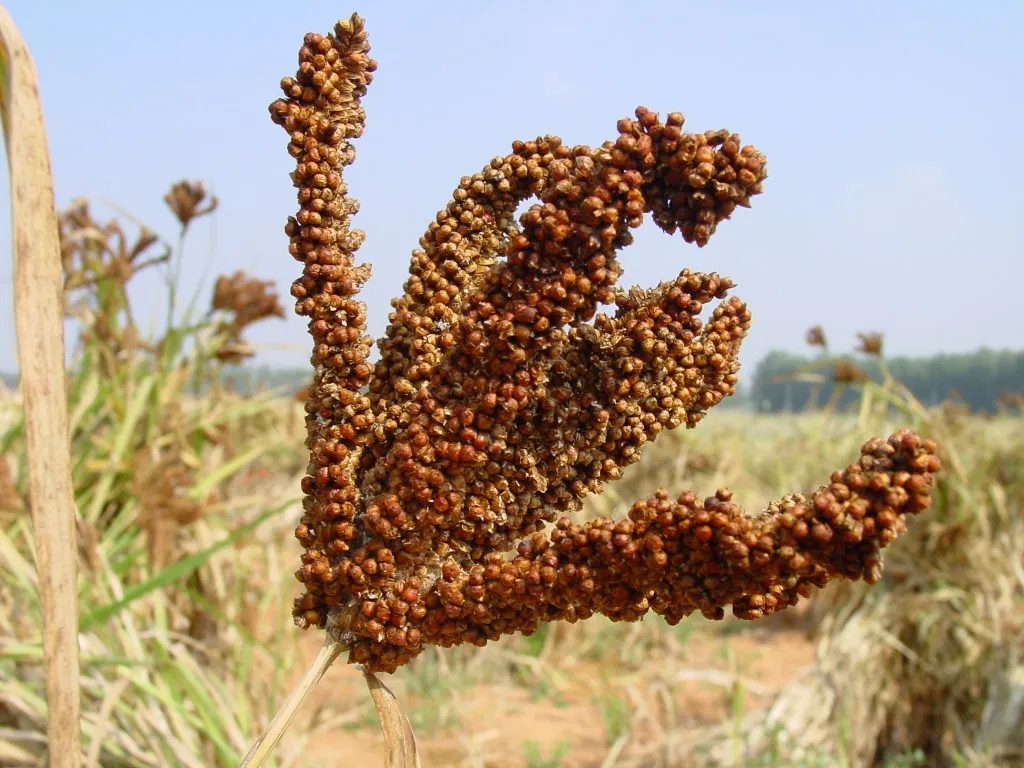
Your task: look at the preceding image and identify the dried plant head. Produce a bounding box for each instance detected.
[164,179,219,229]
[805,325,828,350]
[214,339,255,364]
[57,199,173,363]
[996,389,1024,411]
[856,331,884,357]
[832,359,869,384]
[242,13,942,768]
[131,450,206,570]
[58,199,169,293]
[0,454,23,512]
[78,312,145,357]
[211,270,286,328]
[209,270,286,363]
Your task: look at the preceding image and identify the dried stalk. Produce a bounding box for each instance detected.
[0,5,82,766]
[240,635,343,768]
[241,635,421,767]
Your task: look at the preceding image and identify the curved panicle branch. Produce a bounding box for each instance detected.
[268,14,939,680]
[412,429,939,646]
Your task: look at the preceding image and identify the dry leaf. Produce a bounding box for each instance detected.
[363,670,423,768]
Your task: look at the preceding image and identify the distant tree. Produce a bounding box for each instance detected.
[750,348,1024,413]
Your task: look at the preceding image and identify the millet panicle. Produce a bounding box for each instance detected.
[269,14,940,673]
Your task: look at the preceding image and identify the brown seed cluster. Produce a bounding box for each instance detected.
[806,325,828,350]
[832,359,870,384]
[271,16,939,673]
[210,270,286,362]
[856,331,884,357]
[412,430,938,643]
[131,451,205,570]
[211,271,285,326]
[164,180,218,229]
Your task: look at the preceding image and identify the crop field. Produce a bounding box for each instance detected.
[2,8,1022,768]
[3,354,1021,766]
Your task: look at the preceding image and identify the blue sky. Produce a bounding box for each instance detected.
[2,1,1022,375]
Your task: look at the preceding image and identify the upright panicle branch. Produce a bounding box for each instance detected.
[267,14,378,631]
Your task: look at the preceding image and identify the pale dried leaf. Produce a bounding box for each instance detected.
[363,670,423,768]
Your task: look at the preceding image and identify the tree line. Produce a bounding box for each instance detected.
[748,348,1024,413]
[4,347,1021,412]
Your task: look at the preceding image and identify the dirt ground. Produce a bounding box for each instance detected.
[283,616,816,768]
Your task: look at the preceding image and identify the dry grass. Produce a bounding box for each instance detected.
[741,403,1024,767]
[4,367,1019,766]
[0,178,311,766]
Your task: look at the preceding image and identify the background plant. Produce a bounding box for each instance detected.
[0,184,313,766]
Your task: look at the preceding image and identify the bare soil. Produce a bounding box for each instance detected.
[284,619,816,767]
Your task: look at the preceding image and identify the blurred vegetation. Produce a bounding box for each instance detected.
[751,347,1024,414]
[1,191,1020,766]
[1,186,311,766]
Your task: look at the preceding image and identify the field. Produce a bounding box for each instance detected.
[1,11,1022,767]
[3,364,1021,766]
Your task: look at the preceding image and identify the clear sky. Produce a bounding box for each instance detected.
[2,1,1022,376]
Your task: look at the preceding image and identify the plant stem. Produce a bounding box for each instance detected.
[1,7,82,766]
[240,634,343,768]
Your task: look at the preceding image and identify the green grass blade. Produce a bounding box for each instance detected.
[79,500,288,631]
[189,443,274,501]
[82,374,157,522]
